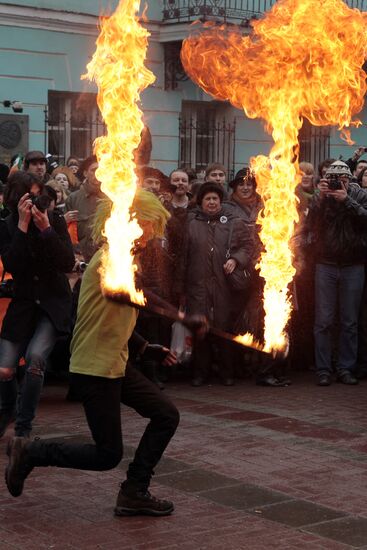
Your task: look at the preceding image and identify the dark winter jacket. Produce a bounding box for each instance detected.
[178,208,254,331]
[304,184,367,265]
[0,210,75,342]
[224,193,263,266]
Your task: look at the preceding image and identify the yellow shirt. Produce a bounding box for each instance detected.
[70,248,138,378]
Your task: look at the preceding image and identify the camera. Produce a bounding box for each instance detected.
[327,174,342,191]
[29,193,51,213]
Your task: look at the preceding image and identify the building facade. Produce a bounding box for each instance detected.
[0,0,367,176]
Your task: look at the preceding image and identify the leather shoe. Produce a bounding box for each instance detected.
[318,374,331,386]
[256,375,285,387]
[337,372,358,385]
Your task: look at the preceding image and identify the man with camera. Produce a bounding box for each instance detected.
[304,160,367,386]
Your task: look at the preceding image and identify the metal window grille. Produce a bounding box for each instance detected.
[44,91,106,163]
[179,112,236,177]
[299,119,330,169]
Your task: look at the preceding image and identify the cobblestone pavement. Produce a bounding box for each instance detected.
[1,371,367,549]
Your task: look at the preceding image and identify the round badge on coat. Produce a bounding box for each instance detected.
[220,216,228,224]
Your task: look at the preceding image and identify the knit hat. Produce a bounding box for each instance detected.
[325,160,352,179]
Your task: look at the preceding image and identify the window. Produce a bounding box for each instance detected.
[299,119,330,169]
[179,101,236,177]
[46,91,106,163]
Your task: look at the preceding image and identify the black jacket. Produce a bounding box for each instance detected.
[0,210,75,342]
[305,184,367,265]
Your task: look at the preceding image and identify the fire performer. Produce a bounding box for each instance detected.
[4,189,206,517]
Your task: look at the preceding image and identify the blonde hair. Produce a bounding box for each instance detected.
[299,161,314,176]
[46,179,68,203]
[52,166,79,190]
[92,188,171,245]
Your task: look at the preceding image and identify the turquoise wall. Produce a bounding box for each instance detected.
[1,0,367,173]
[0,0,119,15]
[0,24,99,151]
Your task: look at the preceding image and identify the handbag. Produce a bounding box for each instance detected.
[226,222,252,292]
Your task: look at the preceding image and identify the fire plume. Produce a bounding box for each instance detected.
[181,0,367,353]
[84,0,155,304]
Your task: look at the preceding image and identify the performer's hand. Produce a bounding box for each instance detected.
[182,314,209,339]
[143,344,177,366]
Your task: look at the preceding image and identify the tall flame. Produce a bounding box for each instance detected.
[84,0,155,304]
[181,0,367,353]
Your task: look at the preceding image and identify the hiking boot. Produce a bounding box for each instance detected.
[0,409,15,439]
[114,484,174,517]
[5,436,33,497]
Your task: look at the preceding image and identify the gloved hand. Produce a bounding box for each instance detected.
[182,314,209,339]
[143,344,177,366]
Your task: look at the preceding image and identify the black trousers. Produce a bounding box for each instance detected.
[27,364,180,490]
[192,334,234,380]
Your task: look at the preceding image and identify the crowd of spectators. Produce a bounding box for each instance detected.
[0,143,367,431]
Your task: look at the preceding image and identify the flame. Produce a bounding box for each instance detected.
[84,0,155,304]
[181,0,367,353]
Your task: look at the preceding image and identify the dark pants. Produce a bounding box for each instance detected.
[192,334,234,380]
[27,364,179,490]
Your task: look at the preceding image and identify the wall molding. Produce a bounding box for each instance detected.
[0,4,161,37]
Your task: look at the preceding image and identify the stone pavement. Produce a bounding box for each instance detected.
[1,371,367,549]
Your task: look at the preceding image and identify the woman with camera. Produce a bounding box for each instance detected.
[0,171,75,438]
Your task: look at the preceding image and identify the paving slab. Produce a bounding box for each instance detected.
[156,468,239,493]
[305,517,367,547]
[200,483,291,509]
[252,498,346,527]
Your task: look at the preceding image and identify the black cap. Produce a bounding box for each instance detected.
[228,167,256,190]
[24,150,47,166]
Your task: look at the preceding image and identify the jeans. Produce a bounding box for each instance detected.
[0,315,58,436]
[314,263,365,375]
[27,364,179,490]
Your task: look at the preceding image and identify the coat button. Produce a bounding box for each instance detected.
[35,299,40,305]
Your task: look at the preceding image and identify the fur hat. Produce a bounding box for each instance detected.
[196,182,224,206]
